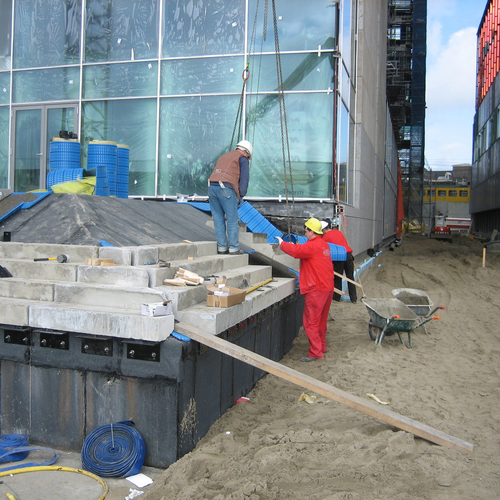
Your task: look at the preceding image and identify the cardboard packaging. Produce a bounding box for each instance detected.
[206,278,246,308]
[141,301,173,317]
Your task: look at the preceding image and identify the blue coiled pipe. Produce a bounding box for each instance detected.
[81,421,145,478]
[0,434,29,463]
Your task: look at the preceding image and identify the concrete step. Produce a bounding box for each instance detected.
[143,252,249,287]
[175,277,296,335]
[157,264,272,314]
[0,242,98,262]
[28,301,174,341]
[1,258,78,282]
[0,277,55,301]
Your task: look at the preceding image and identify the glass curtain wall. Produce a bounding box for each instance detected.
[1,0,350,200]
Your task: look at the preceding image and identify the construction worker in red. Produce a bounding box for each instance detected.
[275,218,334,361]
[321,219,357,303]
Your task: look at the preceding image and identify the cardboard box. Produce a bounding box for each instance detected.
[206,283,246,308]
[141,301,173,317]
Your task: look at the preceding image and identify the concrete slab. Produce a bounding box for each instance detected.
[77,265,150,288]
[53,282,167,309]
[1,259,78,281]
[175,277,296,335]
[0,297,31,326]
[29,303,174,341]
[0,241,98,262]
[0,277,54,301]
[98,246,133,265]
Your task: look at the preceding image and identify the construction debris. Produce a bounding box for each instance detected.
[164,268,204,286]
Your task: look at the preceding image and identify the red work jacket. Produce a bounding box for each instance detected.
[280,235,334,294]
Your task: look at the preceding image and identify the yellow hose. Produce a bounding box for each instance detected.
[0,466,108,500]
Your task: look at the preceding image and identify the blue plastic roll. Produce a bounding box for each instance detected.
[46,168,84,190]
[49,140,81,169]
[0,434,29,463]
[81,421,145,478]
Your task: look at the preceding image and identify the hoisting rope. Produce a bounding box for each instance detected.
[270,0,298,238]
[230,61,250,150]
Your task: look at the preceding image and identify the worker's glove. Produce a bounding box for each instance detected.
[275,236,283,246]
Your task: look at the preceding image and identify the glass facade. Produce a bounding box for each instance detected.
[0,0,355,202]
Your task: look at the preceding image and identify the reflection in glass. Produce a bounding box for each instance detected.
[0,107,8,188]
[246,53,336,94]
[14,109,42,192]
[84,62,158,98]
[162,0,245,57]
[337,102,349,202]
[85,0,159,63]
[159,95,239,196]
[248,0,337,53]
[13,0,80,69]
[82,99,157,196]
[0,73,9,105]
[0,0,12,71]
[47,107,77,172]
[13,68,79,103]
[247,92,333,198]
[342,0,351,73]
[161,57,243,95]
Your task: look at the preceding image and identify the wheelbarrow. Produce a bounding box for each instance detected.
[362,298,443,348]
[391,288,440,334]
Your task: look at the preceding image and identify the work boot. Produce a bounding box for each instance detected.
[300,356,318,362]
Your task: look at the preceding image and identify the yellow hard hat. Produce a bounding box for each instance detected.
[304,218,323,234]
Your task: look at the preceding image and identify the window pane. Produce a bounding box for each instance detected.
[248,0,337,53]
[82,99,157,196]
[0,73,9,105]
[337,102,349,202]
[85,0,159,63]
[342,0,351,73]
[14,0,81,69]
[13,68,79,102]
[0,107,8,188]
[161,56,244,95]
[246,53,336,93]
[159,95,239,196]
[0,0,12,71]
[162,0,245,57]
[84,62,158,98]
[247,92,333,198]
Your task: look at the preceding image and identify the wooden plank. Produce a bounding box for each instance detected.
[175,322,473,454]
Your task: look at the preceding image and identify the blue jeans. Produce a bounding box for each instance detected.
[208,184,240,252]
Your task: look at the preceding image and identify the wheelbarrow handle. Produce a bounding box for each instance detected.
[425,305,445,318]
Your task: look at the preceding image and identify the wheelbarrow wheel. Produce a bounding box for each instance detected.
[368,324,381,341]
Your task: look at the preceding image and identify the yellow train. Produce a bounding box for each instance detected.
[422,186,470,203]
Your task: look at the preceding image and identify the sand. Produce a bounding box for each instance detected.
[143,234,500,500]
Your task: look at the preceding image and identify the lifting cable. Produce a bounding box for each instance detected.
[270,0,298,239]
[233,0,298,240]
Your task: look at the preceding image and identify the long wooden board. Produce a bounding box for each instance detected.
[175,322,473,454]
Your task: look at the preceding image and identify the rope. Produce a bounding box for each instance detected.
[270,0,297,238]
[81,421,145,478]
[0,466,109,500]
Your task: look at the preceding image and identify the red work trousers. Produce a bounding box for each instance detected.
[303,289,334,359]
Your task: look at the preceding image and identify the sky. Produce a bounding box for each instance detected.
[425,0,487,170]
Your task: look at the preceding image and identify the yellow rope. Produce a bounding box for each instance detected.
[0,466,108,500]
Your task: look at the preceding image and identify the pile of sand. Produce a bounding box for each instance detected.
[144,234,500,500]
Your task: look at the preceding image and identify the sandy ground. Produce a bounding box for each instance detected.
[142,234,500,500]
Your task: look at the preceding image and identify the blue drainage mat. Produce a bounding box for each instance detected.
[188,201,308,244]
[0,191,51,224]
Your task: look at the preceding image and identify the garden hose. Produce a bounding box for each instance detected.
[0,466,108,500]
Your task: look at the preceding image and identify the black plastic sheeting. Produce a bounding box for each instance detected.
[0,193,217,247]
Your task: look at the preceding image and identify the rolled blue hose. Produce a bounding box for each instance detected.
[81,421,145,478]
[0,434,29,463]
